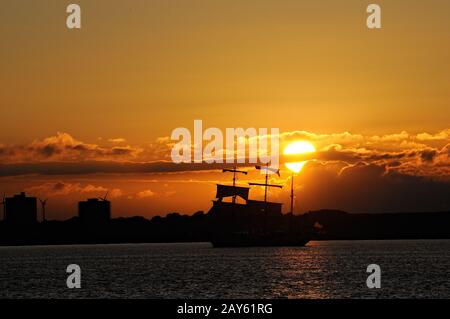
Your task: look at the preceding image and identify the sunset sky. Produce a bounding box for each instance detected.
[1,0,449,219]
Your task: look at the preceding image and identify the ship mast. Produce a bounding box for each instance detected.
[249,165,282,203]
[249,165,282,234]
[222,167,247,203]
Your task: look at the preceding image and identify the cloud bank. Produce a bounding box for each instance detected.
[1,129,449,179]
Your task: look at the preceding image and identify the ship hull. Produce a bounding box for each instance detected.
[211,234,309,248]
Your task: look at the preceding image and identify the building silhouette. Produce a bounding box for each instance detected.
[78,198,111,225]
[4,192,38,225]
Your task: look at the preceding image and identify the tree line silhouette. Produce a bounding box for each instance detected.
[1,209,450,246]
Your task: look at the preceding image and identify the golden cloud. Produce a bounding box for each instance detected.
[0,129,449,179]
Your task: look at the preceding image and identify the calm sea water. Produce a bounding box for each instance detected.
[1,240,449,299]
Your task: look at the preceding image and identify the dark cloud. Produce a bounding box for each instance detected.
[298,162,450,213]
[41,144,60,157]
[0,161,237,177]
[108,147,137,156]
[386,161,402,168]
[420,149,437,163]
[53,182,66,191]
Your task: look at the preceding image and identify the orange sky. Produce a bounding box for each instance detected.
[0,1,449,219]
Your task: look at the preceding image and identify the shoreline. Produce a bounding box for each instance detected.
[2,237,450,248]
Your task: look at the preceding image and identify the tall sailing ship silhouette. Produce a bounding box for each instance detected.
[208,166,310,247]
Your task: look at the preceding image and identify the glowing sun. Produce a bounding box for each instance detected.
[283,141,316,173]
